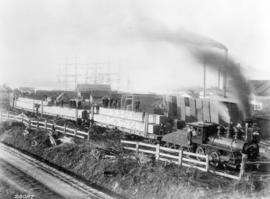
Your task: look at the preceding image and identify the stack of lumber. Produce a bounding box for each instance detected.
[99,107,167,125]
[15,97,48,111]
[99,108,144,122]
[175,95,240,124]
[15,97,35,110]
[95,108,168,135]
[94,114,145,132]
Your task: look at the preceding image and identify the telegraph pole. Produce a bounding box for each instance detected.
[65,63,68,90]
[218,65,221,89]
[223,49,228,97]
[74,57,78,90]
[85,64,89,83]
[203,61,206,98]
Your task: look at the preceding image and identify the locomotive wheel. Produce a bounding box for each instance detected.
[195,146,205,161]
[243,143,259,159]
[209,150,220,167]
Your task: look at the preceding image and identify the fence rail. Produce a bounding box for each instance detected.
[121,140,246,180]
[0,111,246,180]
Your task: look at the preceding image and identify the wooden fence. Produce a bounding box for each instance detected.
[1,111,246,180]
[0,112,89,140]
[121,140,247,180]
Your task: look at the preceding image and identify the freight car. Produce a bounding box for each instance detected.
[12,97,168,139]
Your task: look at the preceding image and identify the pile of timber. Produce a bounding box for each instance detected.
[94,107,167,135]
[165,95,242,124]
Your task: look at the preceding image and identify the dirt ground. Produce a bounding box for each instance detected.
[1,121,270,199]
[0,179,23,199]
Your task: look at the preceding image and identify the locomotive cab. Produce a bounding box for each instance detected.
[187,122,218,145]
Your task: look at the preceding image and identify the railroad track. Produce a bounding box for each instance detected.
[0,143,120,199]
[0,159,64,198]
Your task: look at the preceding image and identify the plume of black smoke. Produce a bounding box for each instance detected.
[192,48,251,119]
[139,20,227,51]
[139,21,251,119]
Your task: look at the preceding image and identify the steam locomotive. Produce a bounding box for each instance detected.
[186,121,260,168]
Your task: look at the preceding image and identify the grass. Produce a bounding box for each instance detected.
[1,122,270,199]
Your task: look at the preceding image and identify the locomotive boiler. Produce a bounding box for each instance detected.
[187,121,260,168]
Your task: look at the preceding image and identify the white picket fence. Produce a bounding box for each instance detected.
[0,111,246,180]
[0,112,88,139]
[121,140,247,180]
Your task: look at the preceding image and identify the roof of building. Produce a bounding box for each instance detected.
[249,80,270,96]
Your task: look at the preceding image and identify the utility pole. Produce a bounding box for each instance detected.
[94,64,98,84]
[65,63,68,90]
[223,50,228,97]
[218,65,221,89]
[203,61,206,98]
[85,64,89,83]
[57,64,62,90]
[74,57,78,90]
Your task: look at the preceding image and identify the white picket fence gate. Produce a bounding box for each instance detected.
[0,111,246,180]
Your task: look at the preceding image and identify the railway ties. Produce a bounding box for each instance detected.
[0,159,63,199]
[0,143,117,199]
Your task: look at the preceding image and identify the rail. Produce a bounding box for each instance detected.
[121,140,247,180]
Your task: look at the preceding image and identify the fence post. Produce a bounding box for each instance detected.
[155,144,160,160]
[74,127,77,137]
[205,154,210,172]
[41,100,43,117]
[87,126,91,141]
[64,123,66,135]
[90,106,94,121]
[178,148,183,166]
[144,112,149,137]
[239,154,247,180]
[75,109,78,121]
[37,118,39,129]
[135,142,139,155]
[7,111,9,119]
[28,119,31,128]
[45,120,47,130]
[87,130,90,141]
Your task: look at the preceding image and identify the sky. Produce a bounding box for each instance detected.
[1,0,270,93]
